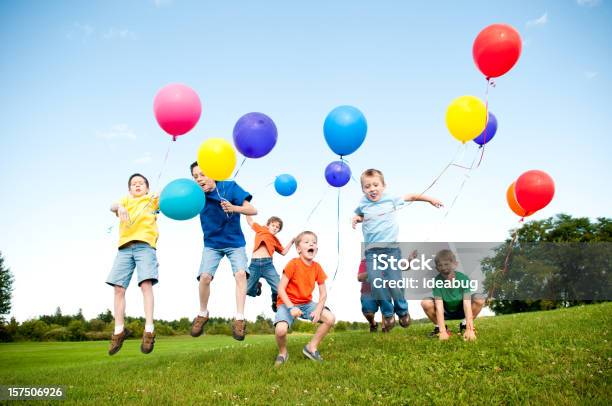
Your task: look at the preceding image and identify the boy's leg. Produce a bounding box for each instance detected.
[107,247,136,332]
[471,294,486,318]
[245,262,261,297]
[192,247,221,337]
[361,296,379,331]
[133,243,159,330]
[421,298,437,324]
[306,307,335,353]
[226,248,248,340]
[262,261,280,311]
[275,321,289,356]
[139,280,154,328]
[379,299,396,332]
[113,286,127,329]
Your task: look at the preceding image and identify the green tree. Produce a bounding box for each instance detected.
[0,251,14,323]
[483,214,611,314]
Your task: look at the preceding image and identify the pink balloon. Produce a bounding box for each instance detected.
[153,83,202,139]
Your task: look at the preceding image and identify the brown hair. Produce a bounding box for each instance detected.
[267,216,283,231]
[295,231,317,246]
[128,173,149,189]
[360,168,385,187]
[434,249,457,264]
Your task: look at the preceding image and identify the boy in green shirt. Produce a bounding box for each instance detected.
[421,249,485,341]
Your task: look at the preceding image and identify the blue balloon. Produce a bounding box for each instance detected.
[325,161,351,188]
[233,112,278,158]
[160,178,205,220]
[274,174,297,196]
[473,112,498,146]
[323,105,367,156]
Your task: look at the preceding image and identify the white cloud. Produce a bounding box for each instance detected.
[134,152,153,164]
[577,0,601,7]
[584,71,598,79]
[66,22,94,41]
[527,12,548,27]
[103,27,137,40]
[97,124,137,140]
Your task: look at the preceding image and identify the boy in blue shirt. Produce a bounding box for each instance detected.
[189,162,257,341]
[352,168,443,332]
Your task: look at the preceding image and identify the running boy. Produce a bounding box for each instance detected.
[106,173,159,355]
[245,215,294,312]
[273,231,335,366]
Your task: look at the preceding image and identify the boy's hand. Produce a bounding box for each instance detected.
[117,206,130,222]
[463,329,476,341]
[310,310,322,323]
[408,250,418,261]
[429,198,444,208]
[290,307,302,318]
[351,215,364,229]
[220,201,237,213]
[439,329,450,341]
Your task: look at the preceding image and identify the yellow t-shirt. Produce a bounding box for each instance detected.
[116,195,159,249]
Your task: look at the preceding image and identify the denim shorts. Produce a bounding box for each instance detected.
[106,242,159,288]
[360,296,395,318]
[197,246,248,280]
[274,302,330,327]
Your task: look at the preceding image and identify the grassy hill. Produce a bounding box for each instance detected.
[1,303,610,404]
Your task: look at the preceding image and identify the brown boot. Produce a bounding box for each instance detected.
[108,329,130,356]
[232,319,246,341]
[399,313,411,328]
[383,316,395,333]
[141,331,155,354]
[191,315,209,337]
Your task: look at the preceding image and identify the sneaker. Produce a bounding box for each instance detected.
[369,322,379,333]
[256,282,262,297]
[382,316,395,333]
[232,319,246,341]
[459,321,467,334]
[428,324,448,338]
[141,332,155,354]
[190,315,209,337]
[108,328,130,356]
[398,314,411,328]
[271,302,278,313]
[302,345,323,362]
[274,353,288,367]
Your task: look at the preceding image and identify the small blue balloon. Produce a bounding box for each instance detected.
[323,105,367,156]
[325,161,351,188]
[274,174,298,196]
[473,112,498,146]
[160,178,205,220]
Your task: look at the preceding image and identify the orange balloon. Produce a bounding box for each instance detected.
[506,182,532,217]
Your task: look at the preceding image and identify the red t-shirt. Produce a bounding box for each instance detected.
[251,223,284,256]
[358,259,371,294]
[278,258,327,306]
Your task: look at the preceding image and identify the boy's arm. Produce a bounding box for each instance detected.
[110,202,129,222]
[220,200,258,215]
[280,238,295,256]
[434,298,449,340]
[352,214,364,229]
[403,194,444,208]
[311,283,327,323]
[278,274,301,317]
[245,215,255,228]
[463,297,476,341]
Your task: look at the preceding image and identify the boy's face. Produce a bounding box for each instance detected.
[435,259,457,278]
[296,235,318,261]
[129,176,149,198]
[267,221,281,235]
[361,175,385,202]
[191,165,216,192]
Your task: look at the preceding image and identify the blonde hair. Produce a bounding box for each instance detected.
[360,168,385,187]
[295,231,317,247]
[434,249,457,264]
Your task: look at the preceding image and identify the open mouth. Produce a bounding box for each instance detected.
[307,248,315,254]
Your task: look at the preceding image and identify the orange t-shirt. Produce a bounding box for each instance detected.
[278,258,327,306]
[251,223,284,256]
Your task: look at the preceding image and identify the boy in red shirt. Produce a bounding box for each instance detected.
[245,215,294,312]
[273,231,336,366]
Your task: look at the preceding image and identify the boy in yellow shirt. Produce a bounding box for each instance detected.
[106,173,160,355]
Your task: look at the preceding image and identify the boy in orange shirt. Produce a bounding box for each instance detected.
[273,231,336,366]
[245,216,294,312]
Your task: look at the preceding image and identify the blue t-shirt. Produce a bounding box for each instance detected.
[199,181,252,249]
[355,193,404,244]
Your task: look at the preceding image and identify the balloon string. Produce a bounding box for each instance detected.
[304,187,332,225]
[476,78,494,169]
[232,157,248,179]
[332,188,341,281]
[487,218,521,302]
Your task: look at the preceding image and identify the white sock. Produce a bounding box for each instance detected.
[198,309,208,317]
[461,319,467,325]
[145,324,154,333]
[114,324,124,335]
[434,324,439,328]
[235,313,245,321]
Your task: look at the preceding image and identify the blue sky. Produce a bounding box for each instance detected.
[0,0,610,323]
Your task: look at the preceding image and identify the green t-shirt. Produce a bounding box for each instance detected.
[432,271,473,312]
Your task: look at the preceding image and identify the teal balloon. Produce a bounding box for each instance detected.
[323,105,367,156]
[274,174,297,196]
[160,178,205,220]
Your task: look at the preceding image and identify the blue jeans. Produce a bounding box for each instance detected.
[246,258,279,304]
[106,242,159,288]
[365,247,409,317]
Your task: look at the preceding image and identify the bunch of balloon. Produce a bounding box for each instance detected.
[506,170,555,218]
[160,179,205,220]
[274,174,298,197]
[153,83,202,141]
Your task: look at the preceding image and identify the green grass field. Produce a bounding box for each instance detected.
[1,303,611,405]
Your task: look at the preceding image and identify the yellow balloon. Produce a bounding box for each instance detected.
[445,95,487,143]
[197,138,237,180]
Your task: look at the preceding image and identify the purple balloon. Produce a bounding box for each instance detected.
[325,161,351,187]
[233,112,278,158]
[473,112,498,146]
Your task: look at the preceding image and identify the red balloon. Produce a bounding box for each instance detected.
[515,170,555,214]
[506,182,532,217]
[473,24,522,78]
